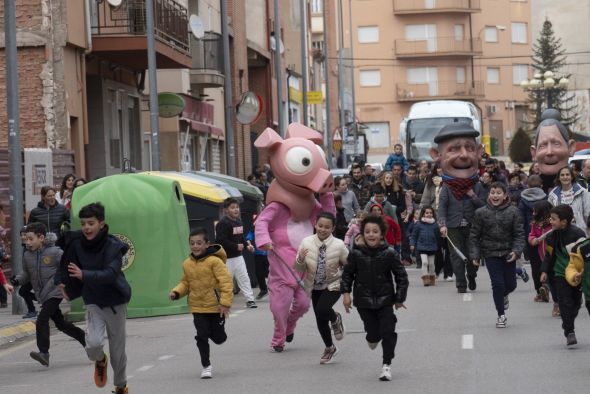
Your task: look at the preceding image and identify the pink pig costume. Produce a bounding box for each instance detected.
[254,123,335,348]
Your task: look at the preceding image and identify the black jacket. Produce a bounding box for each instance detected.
[55,229,131,308]
[341,241,408,309]
[28,201,70,236]
[215,216,245,259]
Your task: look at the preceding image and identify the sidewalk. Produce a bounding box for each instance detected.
[0,296,37,347]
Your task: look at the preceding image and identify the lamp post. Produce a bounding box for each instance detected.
[520,70,570,109]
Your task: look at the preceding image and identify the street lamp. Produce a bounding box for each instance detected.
[520,70,569,109]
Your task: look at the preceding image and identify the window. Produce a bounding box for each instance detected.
[456,67,466,84]
[364,122,390,148]
[487,68,500,84]
[358,26,379,44]
[312,40,324,52]
[405,24,437,41]
[512,64,528,85]
[454,25,464,41]
[485,26,498,43]
[360,69,381,87]
[511,22,527,43]
[407,67,437,84]
[311,0,323,13]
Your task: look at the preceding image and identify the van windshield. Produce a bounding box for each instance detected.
[406,117,473,160]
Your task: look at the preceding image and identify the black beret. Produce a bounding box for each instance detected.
[433,123,479,143]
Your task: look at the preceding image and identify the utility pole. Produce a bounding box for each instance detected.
[348,0,359,159]
[146,0,160,170]
[273,0,285,136]
[323,0,333,168]
[300,0,309,126]
[337,0,346,168]
[4,0,25,314]
[221,0,236,176]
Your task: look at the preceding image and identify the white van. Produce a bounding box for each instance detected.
[399,100,482,161]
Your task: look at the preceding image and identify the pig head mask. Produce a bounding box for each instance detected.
[255,123,333,221]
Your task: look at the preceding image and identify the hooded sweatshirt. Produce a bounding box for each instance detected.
[369,203,401,246]
[518,187,547,236]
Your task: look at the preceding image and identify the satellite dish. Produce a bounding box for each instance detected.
[189,15,205,39]
[158,92,186,118]
[236,92,263,125]
[106,0,123,7]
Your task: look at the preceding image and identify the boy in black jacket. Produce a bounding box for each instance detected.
[55,203,131,394]
[215,198,257,308]
[540,204,586,348]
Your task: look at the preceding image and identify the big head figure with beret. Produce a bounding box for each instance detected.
[429,123,484,180]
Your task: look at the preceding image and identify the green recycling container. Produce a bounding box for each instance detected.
[67,173,190,320]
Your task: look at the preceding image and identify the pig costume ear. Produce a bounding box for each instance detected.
[286,123,323,144]
[254,127,283,150]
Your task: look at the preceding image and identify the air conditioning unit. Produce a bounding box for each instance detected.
[487,105,497,115]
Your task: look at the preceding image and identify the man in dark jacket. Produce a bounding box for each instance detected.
[430,123,487,293]
[350,164,372,208]
[55,203,131,394]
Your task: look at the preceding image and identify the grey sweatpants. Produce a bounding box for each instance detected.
[85,304,128,387]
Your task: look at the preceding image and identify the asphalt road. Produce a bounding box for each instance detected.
[1,267,589,394]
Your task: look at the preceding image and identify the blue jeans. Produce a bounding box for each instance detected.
[485,256,517,316]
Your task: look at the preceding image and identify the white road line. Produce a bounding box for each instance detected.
[158,355,175,361]
[462,334,474,349]
[234,310,245,314]
[463,294,473,302]
[136,365,154,372]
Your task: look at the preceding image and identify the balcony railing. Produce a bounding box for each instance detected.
[92,0,189,54]
[395,37,482,58]
[396,81,484,101]
[393,0,481,14]
[192,32,224,75]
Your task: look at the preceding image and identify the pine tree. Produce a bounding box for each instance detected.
[508,127,532,163]
[528,19,577,129]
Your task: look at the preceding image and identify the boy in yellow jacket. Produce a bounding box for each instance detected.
[566,216,590,347]
[169,228,233,379]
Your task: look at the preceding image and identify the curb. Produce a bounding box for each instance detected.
[0,321,36,347]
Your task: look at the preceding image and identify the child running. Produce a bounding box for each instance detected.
[215,198,257,308]
[540,204,586,347]
[410,206,441,286]
[528,201,554,306]
[341,215,408,381]
[14,223,86,366]
[169,228,233,379]
[470,182,525,328]
[344,211,366,249]
[565,215,590,346]
[295,212,348,364]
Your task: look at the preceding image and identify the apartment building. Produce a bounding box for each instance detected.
[345,0,532,161]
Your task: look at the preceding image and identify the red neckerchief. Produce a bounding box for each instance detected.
[444,177,476,200]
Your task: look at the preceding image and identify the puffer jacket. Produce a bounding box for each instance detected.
[294,234,349,296]
[469,202,525,260]
[16,240,63,304]
[518,187,547,236]
[27,201,70,236]
[341,239,408,309]
[547,184,590,230]
[172,244,233,313]
[410,219,441,253]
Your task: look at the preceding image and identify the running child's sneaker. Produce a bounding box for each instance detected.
[379,364,392,381]
[29,351,49,367]
[200,365,212,379]
[286,333,294,343]
[94,354,108,388]
[520,267,529,282]
[539,284,550,302]
[319,346,339,364]
[114,385,129,394]
[496,315,507,328]
[331,312,345,341]
[246,301,258,308]
[566,332,577,347]
[22,311,37,319]
[255,290,268,300]
[271,345,284,353]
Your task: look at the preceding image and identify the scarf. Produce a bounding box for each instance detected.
[421,217,435,224]
[80,225,109,252]
[442,174,478,200]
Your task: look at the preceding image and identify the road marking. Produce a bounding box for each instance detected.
[462,334,474,349]
[234,310,245,314]
[136,365,154,372]
[158,355,175,361]
[463,294,473,302]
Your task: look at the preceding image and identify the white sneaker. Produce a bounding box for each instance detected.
[200,365,212,379]
[379,364,392,381]
[496,315,507,328]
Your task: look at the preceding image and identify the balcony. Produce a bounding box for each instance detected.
[91,0,191,70]
[393,0,481,14]
[396,81,484,102]
[190,32,225,88]
[395,37,482,58]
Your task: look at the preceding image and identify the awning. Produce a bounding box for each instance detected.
[179,93,224,137]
